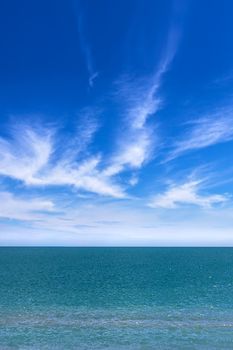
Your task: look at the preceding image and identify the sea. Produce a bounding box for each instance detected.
[0,247,233,349]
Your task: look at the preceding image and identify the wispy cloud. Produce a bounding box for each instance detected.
[0,125,53,185]
[0,123,125,198]
[104,122,154,176]
[167,109,233,161]
[0,191,54,221]
[149,179,228,209]
[105,17,182,177]
[1,190,232,246]
[60,109,100,160]
[78,14,98,87]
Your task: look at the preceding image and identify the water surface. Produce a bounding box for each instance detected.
[0,247,233,349]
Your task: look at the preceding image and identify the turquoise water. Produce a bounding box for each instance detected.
[0,248,233,349]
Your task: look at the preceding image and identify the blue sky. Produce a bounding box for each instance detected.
[1,0,233,245]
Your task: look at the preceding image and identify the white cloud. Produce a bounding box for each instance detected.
[0,125,53,184]
[1,193,233,246]
[78,13,98,87]
[40,156,125,198]
[104,125,154,176]
[65,111,99,157]
[0,191,54,221]
[128,175,139,186]
[104,22,181,177]
[0,123,125,198]
[149,180,228,209]
[110,82,163,175]
[89,72,99,88]
[168,111,233,160]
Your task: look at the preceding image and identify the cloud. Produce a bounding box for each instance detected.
[41,155,125,198]
[60,109,100,160]
[149,180,228,209]
[104,18,182,177]
[1,192,233,246]
[167,110,233,160]
[0,123,125,198]
[104,123,154,176]
[0,191,54,221]
[78,14,98,87]
[88,72,99,88]
[0,125,53,184]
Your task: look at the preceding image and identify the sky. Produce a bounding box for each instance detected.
[1,0,233,246]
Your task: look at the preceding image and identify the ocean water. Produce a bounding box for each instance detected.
[0,248,233,349]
